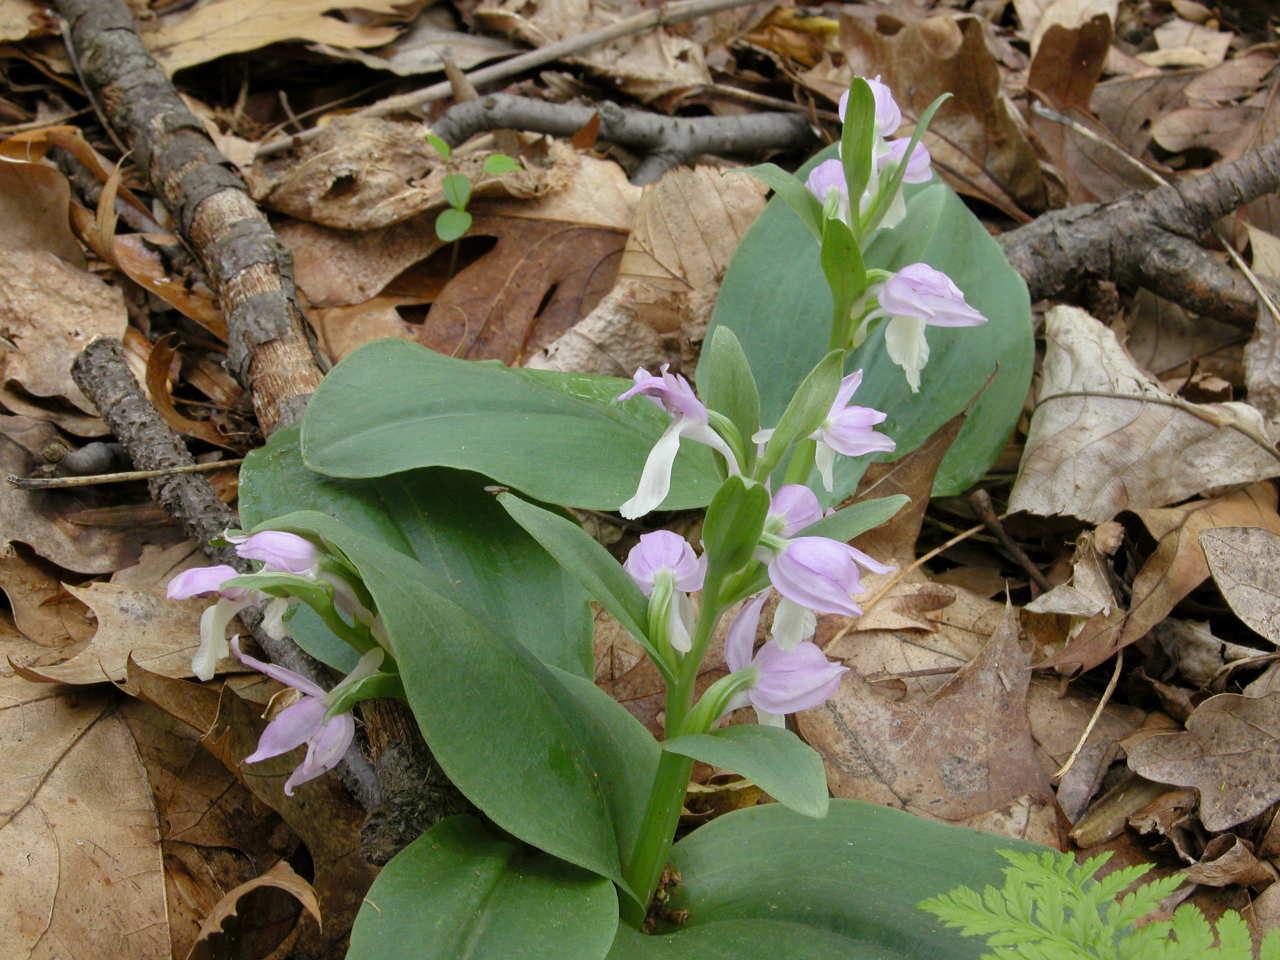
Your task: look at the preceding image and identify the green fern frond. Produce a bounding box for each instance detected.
[918,847,1271,960]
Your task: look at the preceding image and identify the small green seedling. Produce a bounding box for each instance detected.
[426,133,521,243]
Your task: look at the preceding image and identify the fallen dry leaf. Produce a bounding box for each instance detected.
[1091,70,1205,159]
[1012,0,1117,57]
[0,248,127,415]
[1127,690,1280,832]
[1122,289,1243,385]
[1009,305,1280,524]
[1185,833,1278,887]
[16,581,238,684]
[475,0,712,105]
[1201,526,1280,644]
[802,600,1056,842]
[0,0,54,41]
[311,6,519,76]
[1140,18,1234,70]
[305,296,422,362]
[1244,226,1280,425]
[1,685,168,958]
[0,544,93,647]
[530,165,768,375]
[188,860,322,960]
[1155,619,1266,688]
[141,0,404,75]
[0,159,84,267]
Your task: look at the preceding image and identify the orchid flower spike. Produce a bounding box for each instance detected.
[232,638,383,796]
[805,159,851,227]
[625,530,706,654]
[723,591,849,725]
[838,75,902,137]
[756,486,894,618]
[167,564,257,682]
[616,365,739,519]
[869,263,987,392]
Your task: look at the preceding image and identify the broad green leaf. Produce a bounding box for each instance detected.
[425,133,450,160]
[711,156,1033,499]
[435,207,472,242]
[700,477,769,584]
[662,725,828,818]
[300,339,722,511]
[735,163,822,240]
[649,799,1041,957]
[840,79,876,223]
[609,920,891,959]
[757,350,843,477]
[349,816,618,960]
[483,153,521,175]
[498,493,657,667]
[697,326,761,463]
[257,511,632,888]
[800,493,908,542]
[443,172,473,210]
[239,427,592,676]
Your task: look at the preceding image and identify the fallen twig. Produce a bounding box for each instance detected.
[8,458,245,490]
[432,93,814,184]
[255,0,771,159]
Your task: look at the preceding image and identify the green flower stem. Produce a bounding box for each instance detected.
[623,574,729,925]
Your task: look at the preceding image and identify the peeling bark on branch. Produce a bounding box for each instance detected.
[1000,134,1280,329]
[433,93,815,184]
[58,0,322,434]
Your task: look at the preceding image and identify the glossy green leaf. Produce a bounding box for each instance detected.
[435,207,472,242]
[800,493,908,542]
[756,350,843,478]
[663,725,828,818]
[239,427,592,676]
[349,816,618,960]
[300,339,722,511]
[443,172,473,210]
[620,799,1041,957]
[700,477,769,584]
[483,153,521,175]
[256,510,636,888]
[711,161,1033,498]
[498,492,657,667]
[735,163,822,241]
[696,326,760,470]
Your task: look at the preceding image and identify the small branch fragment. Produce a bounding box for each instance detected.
[433,94,815,184]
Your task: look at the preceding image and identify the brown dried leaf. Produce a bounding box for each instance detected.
[1185,833,1278,887]
[0,248,127,414]
[1150,104,1258,157]
[1141,19,1234,70]
[1127,690,1280,831]
[142,0,403,75]
[1008,306,1280,524]
[144,334,238,450]
[529,165,768,375]
[1091,70,1205,158]
[0,415,149,573]
[310,9,520,77]
[0,544,93,647]
[16,582,236,684]
[802,600,1056,840]
[0,159,83,266]
[305,296,422,362]
[188,861,321,960]
[0,687,168,958]
[1201,526,1280,644]
[113,234,227,341]
[0,0,55,41]
[474,0,711,105]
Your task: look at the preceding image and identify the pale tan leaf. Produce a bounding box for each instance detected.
[143,0,404,75]
[1009,305,1280,523]
[1201,526,1280,644]
[1127,691,1280,831]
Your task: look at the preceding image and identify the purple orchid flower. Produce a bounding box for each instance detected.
[616,365,739,519]
[805,159,851,226]
[225,530,319,576]
[723,591,849,723]
[167,564,256,681]
[838,75,902,137]
[871,263,988,392]
[625,530,705,654]
[231,638,358,796]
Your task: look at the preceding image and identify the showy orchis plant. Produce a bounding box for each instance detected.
[174,74,1033,960]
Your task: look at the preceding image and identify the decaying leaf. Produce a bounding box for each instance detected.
[1009,306,1280,524]
[801,601,1056,841]
[142,0,405,75]
[1127,691,1280,832]
[15,582,236,684]
[0,685,168,958]
[1201,526,1280,644]
[529,166,768,375]
[188,861,322,960]
[310,6,519,77]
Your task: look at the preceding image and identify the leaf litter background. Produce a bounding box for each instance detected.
[4,0,1280,955]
